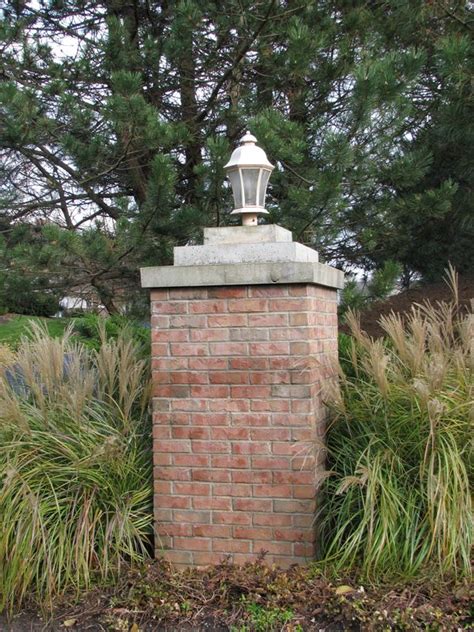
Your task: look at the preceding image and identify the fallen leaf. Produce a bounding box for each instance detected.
[335,585,354,595]
[130,624,140,632]
[63,619,77,628]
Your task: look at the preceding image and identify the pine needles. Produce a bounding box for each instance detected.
[0,323,152,612]
[320,269,473,580]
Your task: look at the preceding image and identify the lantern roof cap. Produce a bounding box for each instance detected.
[224,131,274,171]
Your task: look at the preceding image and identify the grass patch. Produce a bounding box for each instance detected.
[0,315,69,347]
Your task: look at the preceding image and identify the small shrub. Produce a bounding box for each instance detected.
[321,269,472,580]
[0,323,152,612]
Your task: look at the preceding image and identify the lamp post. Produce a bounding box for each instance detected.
[224,131,274,226]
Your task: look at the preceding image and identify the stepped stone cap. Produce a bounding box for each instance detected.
[141,223,343,290]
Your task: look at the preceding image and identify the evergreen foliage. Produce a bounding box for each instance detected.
[0,1,472,307]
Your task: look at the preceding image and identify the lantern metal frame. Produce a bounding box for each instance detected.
[224,131,274,226]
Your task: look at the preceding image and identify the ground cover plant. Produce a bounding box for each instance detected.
[320,270,473,580]
[0,323,152,613]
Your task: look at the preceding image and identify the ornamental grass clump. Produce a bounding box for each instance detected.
[0,323,152,612]
[321,270,472,581]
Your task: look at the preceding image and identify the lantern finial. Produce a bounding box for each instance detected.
[224,131,274,226]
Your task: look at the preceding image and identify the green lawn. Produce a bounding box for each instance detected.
[0,315,70,347]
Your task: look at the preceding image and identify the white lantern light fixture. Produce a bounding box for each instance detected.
[224,131,274,226]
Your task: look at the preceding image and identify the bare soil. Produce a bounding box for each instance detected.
[346,275,474,338]
[0,560,471,631]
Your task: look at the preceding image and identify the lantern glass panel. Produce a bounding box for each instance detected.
[228,170,242,209]
[242,168,260,206]
[258,170,271,207]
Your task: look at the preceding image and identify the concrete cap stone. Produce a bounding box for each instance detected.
[203,225,292,245]
[140,261,344,290]
[174,242,319,266]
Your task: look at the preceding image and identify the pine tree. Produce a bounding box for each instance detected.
[0,1,471,311]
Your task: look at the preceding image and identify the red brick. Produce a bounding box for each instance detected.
[153,384,189,398]
[253,484,293,498]
[171,343,209,356]
[273,499,316,513]
[228,298,267,312]
[169,288,208,299]
[209,371,249,384]
[174,537,211,551]
[153,481,171,494]
[189,357,228,370]
[208,314,247,328]
[211,455,250,469]
[293,485,316,499]
[191,385,230,398]
[158,550,192,564]
[229,357,268,370]
[209,399,249,412]
[209,342,248,356]
[212,540,251,553]
[158,440,191,453]
[152,357,188,371]
[233,498,272,512]
[231,413,271,427]
[173,510,211,523]
[234,527,273,540]
[151,343,170,357]
[213,511,252,525]
[155,467,191,481]
[252,456,290,469]
[193,440,230,454]
[249,371,290,385]
[153,301,188,314]
[156,496,191,509]
[174,482,211,496]
[253,513,292,526]
[150,289,169,300]
[192,469,230,482]
[192,552,227,565]
[251,399,290,412]
[248,313,288,327]
[253,541,293,555]
[153,452,172,466]
[273,471,314,485]
[193,525,232,538]
[294,542,316,557]
[192,497,232,510]
[249,286,289,298]
[231,470,272,484]
[194,413,229,426]
[190,328,229,341]
[249,342,290,356]
[251,428,290,441]
[190,300,228,313]
[171,399,207,411]
[232,442,270,455]
[157,523,192,536]
[170,314,207,329]
[274,528,309,542]
[211,427,249,440]
[213,483,252,497]
[208,287,247,299]
[170,371,208,384]
[152,329,188,342]
[152,426,171,439]
[172,427,210,440]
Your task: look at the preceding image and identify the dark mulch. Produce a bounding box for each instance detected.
[2,560,472,631]
[344,274,474,338]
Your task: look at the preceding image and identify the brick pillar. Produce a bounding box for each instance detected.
[142,226,343,567]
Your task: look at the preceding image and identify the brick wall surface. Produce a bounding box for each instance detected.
[150,284,338,567]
